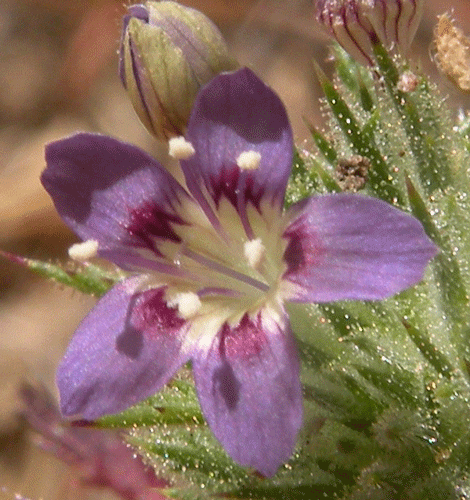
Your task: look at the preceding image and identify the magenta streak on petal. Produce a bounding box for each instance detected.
[182,68,292,237]
[196,165,257,241]
[131,288,186,338]
[327,4,371,66]
[282,227,326,277]
[207,163,267,241]
[183,248,270,293]
[57,279,191,419]
[192,312,302,477]
[399,0,417,47]
[209,161,249,208]
[219,314,267,362]
[126,200,184,254]
[190,188,225,240]
[210,315,269,412]
[209,158,277,238]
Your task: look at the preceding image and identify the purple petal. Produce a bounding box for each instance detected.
[182,68,293,217]
[283,194,438,302]
[42,133,192,264]
[192,313,302,477]
[57,277,191,419]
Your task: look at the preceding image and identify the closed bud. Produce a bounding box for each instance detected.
[120,1,237,140]
[316,0,424,66]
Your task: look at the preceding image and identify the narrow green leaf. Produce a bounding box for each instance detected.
[285,148,331,206]
[0,250,118,296]
[312,162,342,193]
[404,174,441,242]
[402,320,454,378]
[305,120,337,165]
[314,62,403,205]
[405,174,469,333]
[354,363,421,407]
[332,44,374,112]
[373,43,453,193]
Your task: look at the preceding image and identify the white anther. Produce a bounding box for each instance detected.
[168,292,202,319]
[168,136,195,160]
[244,238,265,270]
[68,240,99,261]
[236,150,261,170]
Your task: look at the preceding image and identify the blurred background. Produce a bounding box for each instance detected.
[0,0,469,498]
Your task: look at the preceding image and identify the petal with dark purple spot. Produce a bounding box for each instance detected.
[42,133,192,260]
[283,194,438,302]
[192,313,302,477]
[57,277,191,419]
[182,68,293,214]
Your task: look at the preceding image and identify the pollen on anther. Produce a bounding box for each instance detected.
[236,150,261,170]
[68,240,99,261]
[168,136,195,159]
[170,292,202,319]
[244,238,265,270]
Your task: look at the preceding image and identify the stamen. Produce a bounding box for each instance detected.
[168,291,202,319]
[244,238,265,270]
[236,150,261,170]
[183,248,269,292]
[168,136,196,159]
[68,240,99,261]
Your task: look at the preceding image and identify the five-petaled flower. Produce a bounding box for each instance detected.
[42,68,437,477]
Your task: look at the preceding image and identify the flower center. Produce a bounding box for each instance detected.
[129,189,289,344]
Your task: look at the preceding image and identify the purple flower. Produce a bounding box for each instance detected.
[41,68,436,477]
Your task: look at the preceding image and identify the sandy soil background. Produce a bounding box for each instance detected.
[1,0,469,498]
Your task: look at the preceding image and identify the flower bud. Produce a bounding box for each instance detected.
[120,1,237,140]
[316,0,424,66]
